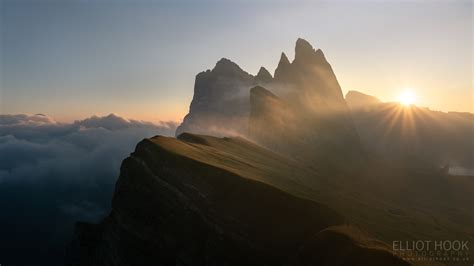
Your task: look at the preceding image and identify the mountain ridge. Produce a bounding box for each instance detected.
[346,90,474,172]
[65,133,415,266]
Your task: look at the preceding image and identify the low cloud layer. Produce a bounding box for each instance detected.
[0,113,177,265]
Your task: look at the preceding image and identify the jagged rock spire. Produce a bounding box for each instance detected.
[295,38,315,61]
[278,52,290,66]
[294,38,326,66]
[274,52,292,81]
[255,67,273,84]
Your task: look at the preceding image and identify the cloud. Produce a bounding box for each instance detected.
[0,113,177,183]
[0,113,178,265]
[0,113,57,125]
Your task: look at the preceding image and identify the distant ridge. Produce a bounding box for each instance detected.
[345,90,382,109]
[346,90,474,172]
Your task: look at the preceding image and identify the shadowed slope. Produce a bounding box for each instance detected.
[295,225,411,266]
[155,134,473,265]
[65,134,415,266]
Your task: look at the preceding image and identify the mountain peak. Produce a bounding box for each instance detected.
[216,57,233,64]
[295,38,314,52]
[274,52,292,81]
[257,66,271,77]
[295,38,318,62]
[213,58,244,73]
[176,56,254,137]
[279,52,290,66]
[255,67,273,84]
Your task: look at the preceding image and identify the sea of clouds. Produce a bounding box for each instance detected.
[0,113,177,265]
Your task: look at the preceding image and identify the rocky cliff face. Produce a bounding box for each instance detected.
[273,38,346,105]
[248,86,291,153]
[249,39,363,169]
[175,58,271,137]
[65,134,410,266]
[255,66,273,84]
[177,39,363,169]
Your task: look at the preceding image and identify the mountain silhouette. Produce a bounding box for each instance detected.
[178,38,364,170]
[175,58,263,137]
[345,90,382,109]
[66,40,473,266]
[249,39,363,169]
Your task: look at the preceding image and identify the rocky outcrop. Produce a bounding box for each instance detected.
[248,86,291,152]
[249,39,364,170]
[177,39,364,169]
[65,134,412,266]
[274,52,293,83]
[175,58,272,137]
[272,38,347,106]
[254,66,273,84]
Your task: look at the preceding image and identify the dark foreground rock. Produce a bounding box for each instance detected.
[65,134,410,266]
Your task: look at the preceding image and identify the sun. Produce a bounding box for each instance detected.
[398,90,417,106]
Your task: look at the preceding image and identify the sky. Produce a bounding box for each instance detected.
[1,0,472,122]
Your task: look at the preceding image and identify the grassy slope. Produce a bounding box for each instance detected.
[150,133,472,265]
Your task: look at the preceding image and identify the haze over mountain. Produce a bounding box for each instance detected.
[66,131,472,265]
[346,90,474,174]
[178,39,363,170]
[66,39,473,266]
[2,0,472,265]
[177,39,472,174]
[249,39,363,168]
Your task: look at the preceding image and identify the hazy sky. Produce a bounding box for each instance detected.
[1,0,472,122]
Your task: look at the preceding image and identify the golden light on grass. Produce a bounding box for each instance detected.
[398,90,417,106]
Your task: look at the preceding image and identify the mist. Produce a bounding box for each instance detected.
[0,113,177,265]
